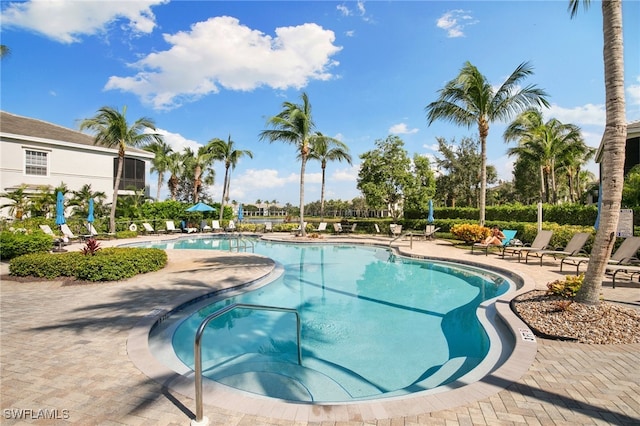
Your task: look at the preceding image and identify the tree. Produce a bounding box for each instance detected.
[166,151,184,201]
[505,109,587,203]
[404,154,436,213]
[426,61,549,225]
[435,137,496,207]
[0,185,30,220]
[307,133,352,218]
[209,135,253,222]
[357,135,412,221]
[622,165,640,207]
[570,0,627,305]
[183,143,217,203]
[69,184,107,218]
[79,106,162,233]
[144,139,173,201]
[0,45,9,58]
[260,92,319,236]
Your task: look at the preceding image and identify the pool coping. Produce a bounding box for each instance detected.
[126,236,538,422]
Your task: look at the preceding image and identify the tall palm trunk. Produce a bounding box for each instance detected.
[478,119,488,226]
[320,161,327,218]
[578,0,626,305]
[219,165,230,222]
[156,172,163,201]
[193,165,202,203]
[299,155,307,236]
[110,146,125,234]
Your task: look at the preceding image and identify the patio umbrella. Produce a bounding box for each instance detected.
[87,198,95,223]
[185,202,215,212]
[55,191,66,225]
[427,199,434,224]
[237,203,243,222]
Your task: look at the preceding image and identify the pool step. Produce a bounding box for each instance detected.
[205,353,382,402]
[205,354,477,402]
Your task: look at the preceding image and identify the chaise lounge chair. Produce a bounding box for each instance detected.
[85,223,116,240]
[211,220,223,232]
[165,220,182,234]
[142,222,162,234]
[561,236,640,274]
[525,232,591,265]
[264,221,273,233]
[333,223,344,234]
[313,222,328,232]
[59,224,80,243]
[390,224,403,237]
[226,220,236,232]
[472,229,517,256]
[501,230,553,262]
[200,220,212,232]
[605,263,640,288]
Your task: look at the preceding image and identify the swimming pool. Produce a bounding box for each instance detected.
[138,236,514,403]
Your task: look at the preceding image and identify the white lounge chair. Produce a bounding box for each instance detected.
[561,236,640,274]
[142,222,162,234]
[39,224,56,237]
[374,224,381,234]
[525,232,591,265]
[211,220,223,232]
[291,221,307,235]
[85,223,115,240]
[390,224,402,237]
[313,222,327,232]
[264,221,273,233]
[226,220,236,232]
[501,230,553,262]
[333,223,344,234]
[59,224,80,242]
[165,221,181,233]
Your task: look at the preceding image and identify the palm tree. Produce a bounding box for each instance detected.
[144,140,173,201]
[183,143,217,203]
[79,106,162,233]
[307,133,352,218]
[0,185,30,220]
[166,151,184,201]
[260,92,319,236]
[505,109,586,203]
[69,184,107,217]
[426,61,549,225]
[0,45,9,58]
[569,0,627,305]
[209,135,253,222]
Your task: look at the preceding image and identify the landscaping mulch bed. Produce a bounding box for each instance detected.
[512,290,640,344]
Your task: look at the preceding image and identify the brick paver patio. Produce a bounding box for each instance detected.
[1,234,638,425]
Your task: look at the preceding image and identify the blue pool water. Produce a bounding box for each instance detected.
[141,236,512,402]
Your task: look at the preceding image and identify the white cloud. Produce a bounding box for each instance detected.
[627,75,640,107]
[105,16,342,110]
[345,30,356,37]
[436,10,477,38]
[331,164,359,182]
[152,128,201,153]
[337,1,370,22]
[389,123,419,135]
[422,143,439,152]
[1,0,166,43]
[337,4,351,16]
[544,103,606,127]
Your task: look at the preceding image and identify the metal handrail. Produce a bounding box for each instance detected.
[228,236,255,252]
[192,303,302,424]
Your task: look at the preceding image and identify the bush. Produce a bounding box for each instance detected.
[450,224,489,243]
[546,274,584,298]
[0,230,53,260]
[115,230,138,239]
[9,248,167,282]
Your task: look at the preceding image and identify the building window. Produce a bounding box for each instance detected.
[114,157,146,190]
[25,150,48,176]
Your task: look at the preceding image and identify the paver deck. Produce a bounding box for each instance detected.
[1,233,638,425]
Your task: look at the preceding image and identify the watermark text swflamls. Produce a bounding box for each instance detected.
[3,408,70,420]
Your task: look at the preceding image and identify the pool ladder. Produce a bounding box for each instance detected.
[228,236,255,252]
[191,303,302,426]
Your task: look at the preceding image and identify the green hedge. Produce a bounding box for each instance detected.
[0,231,54,260]
[9,248,167,282]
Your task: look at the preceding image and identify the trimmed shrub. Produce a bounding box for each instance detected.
[546,274,584,298]
[9,248,167,282]
[0,231,53,260]
[115,230,138,239]
[450,224,489,243]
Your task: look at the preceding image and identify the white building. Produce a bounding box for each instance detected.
[0,110,154,219]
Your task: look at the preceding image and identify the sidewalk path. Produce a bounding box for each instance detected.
[1,233,638,425]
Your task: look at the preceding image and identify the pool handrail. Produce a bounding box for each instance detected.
[192,303,302,425]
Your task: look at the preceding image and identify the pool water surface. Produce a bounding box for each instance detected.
[142,237,513,402]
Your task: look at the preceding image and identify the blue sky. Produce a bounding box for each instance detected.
[1,1,639,206]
